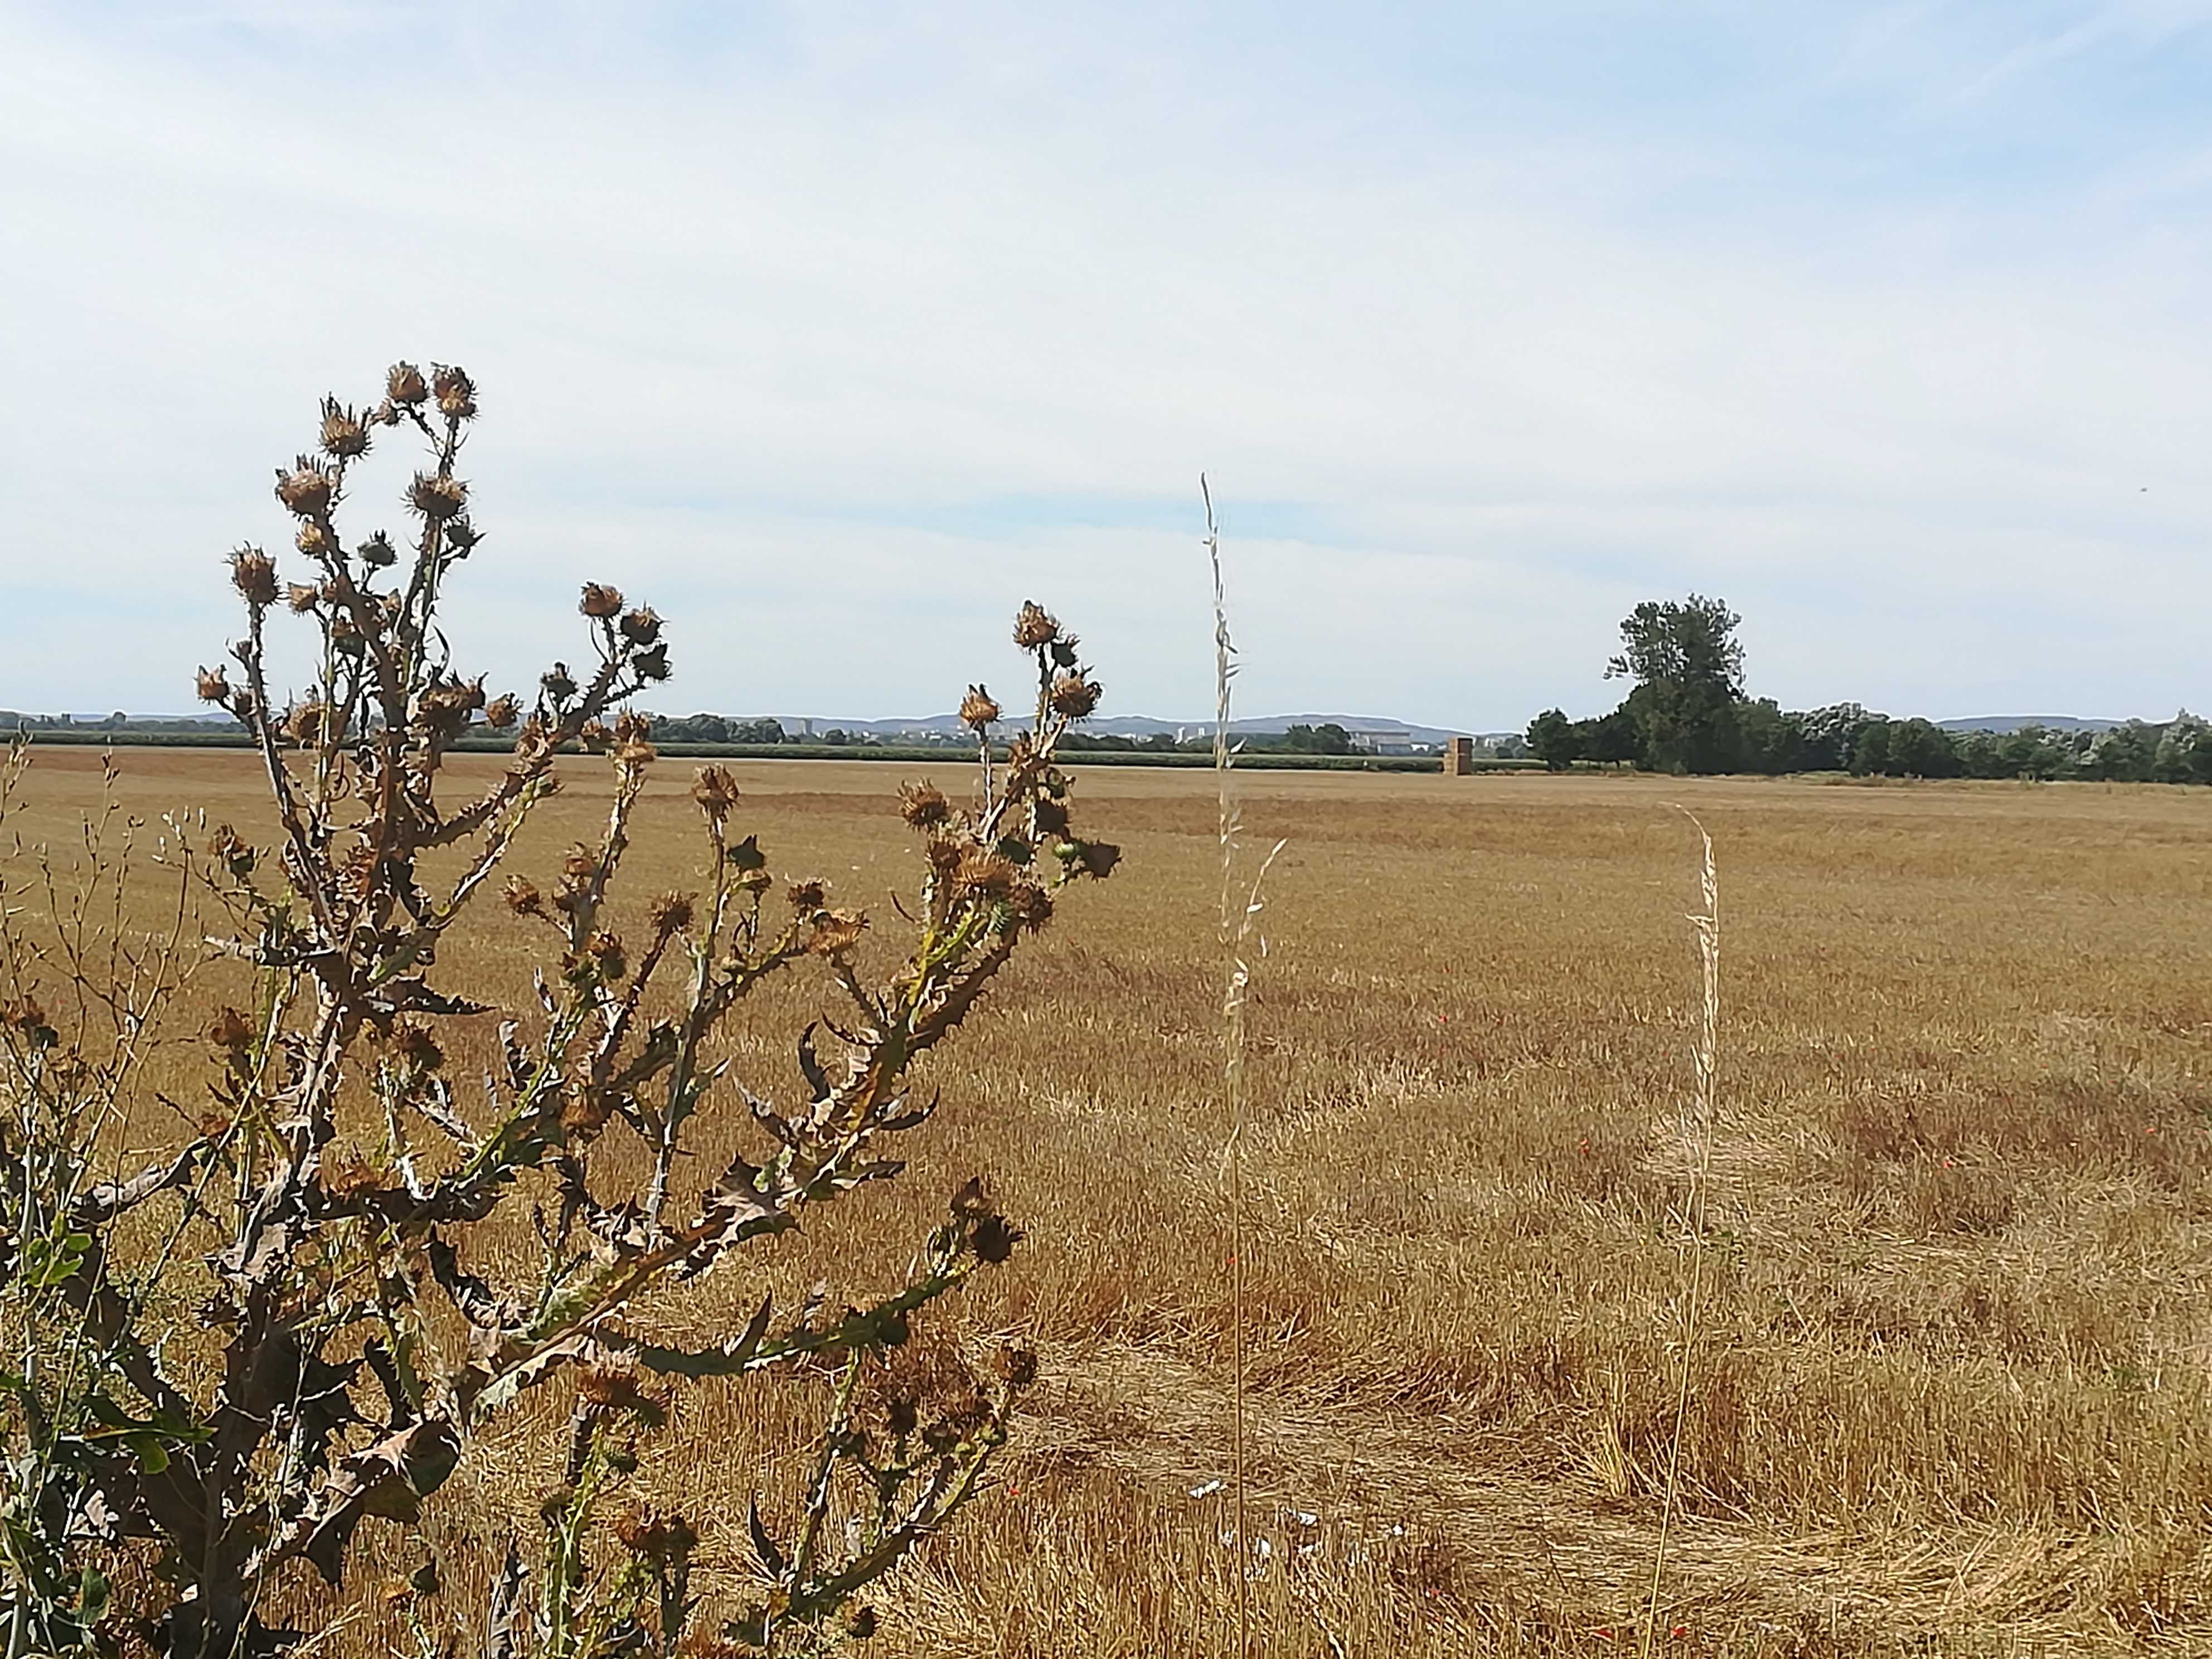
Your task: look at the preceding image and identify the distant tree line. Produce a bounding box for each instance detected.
[1,710,245,734]
[1526,596,2212,783]
[1058,722,1364,755]
[612,712,792,744]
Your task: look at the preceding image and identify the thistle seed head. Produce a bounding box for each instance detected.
[619,606,662,646]
[230,547,279,608]
[898,779,949,828]
[1013,600,1060,649]
[321,1149,385,1199]
[391,1023,444,1073]
[807,909,868,957]
[286,583,321,614]
[444,517,482,554]
[504,876,544,916]
[1007,880,1053,933]
[541,663,579,704]
[1080,839,1121,879]
[959,684,1001,732]
[615,1507,700,1563]
[207,823,256,876]
[648,891,695,934]
[972,1212,1023,1263]
[585,930,628,981]
[408,472,468,520]
[196,665,231,703]
[386,361,429,406]
[1049,672,1101,720]
[786,879,827,912]
[431,363,477,419]
[281,698,329,746]
[997,1346,1039,1389]
[575,1359,655,1415]
[274,460,334,518]
[690,764,739,819]
[955,848,1017,898]
[206,1006,255,1051]
[924,835,964,880]
[483,693,520,730]
[579,583,624,619]
[561,1088,614,1137]
[358,531,398,569]
[318,399,371,459]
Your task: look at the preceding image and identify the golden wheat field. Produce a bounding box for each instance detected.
[12,745,2212,1657]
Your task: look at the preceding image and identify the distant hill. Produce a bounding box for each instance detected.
[1937,715,2126,735]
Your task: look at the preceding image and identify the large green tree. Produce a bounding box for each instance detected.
[1604,594,1745,773]
[1526,707,1580,770]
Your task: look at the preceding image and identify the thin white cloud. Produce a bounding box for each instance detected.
[0,2,2207,729]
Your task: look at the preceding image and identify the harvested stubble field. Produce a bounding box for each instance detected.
[14,747,2212,1656]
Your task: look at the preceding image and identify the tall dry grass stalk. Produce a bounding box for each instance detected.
[1201,478,1284,1659]
[1642,812,1721,1657]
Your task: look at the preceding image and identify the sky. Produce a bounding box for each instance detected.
[2,1,2209,729]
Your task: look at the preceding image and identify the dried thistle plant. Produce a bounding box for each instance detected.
[0,365,1117,1658]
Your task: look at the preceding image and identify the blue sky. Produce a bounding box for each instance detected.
[3,1,2209,727]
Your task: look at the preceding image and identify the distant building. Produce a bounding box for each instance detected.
[1345,726,1415,755]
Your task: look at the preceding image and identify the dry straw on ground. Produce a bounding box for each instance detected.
[8,749,2210,1654]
